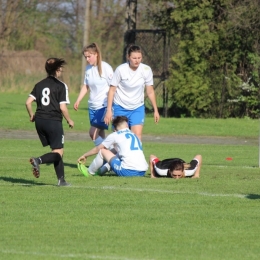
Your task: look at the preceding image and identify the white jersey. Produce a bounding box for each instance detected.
[111,63,153,110]
[84,61,113,110]
[102,128,148,171]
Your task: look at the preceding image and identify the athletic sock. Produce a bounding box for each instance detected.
[99,163,110,175]
[88,150,104,174]
[53,155,64,179]
[93,136,104,146]
[38,152,61,164]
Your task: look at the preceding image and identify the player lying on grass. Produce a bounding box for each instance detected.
[149,154,202,179]
[77,116,148,177]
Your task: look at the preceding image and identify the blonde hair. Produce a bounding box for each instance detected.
[82,42,102,77]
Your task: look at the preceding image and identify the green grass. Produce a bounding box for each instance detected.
[1,92,260,259]
[0,93,259,137]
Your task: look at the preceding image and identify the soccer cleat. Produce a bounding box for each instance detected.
[30,157,40,178]
[77,162,90,177]
[57,177,71,186]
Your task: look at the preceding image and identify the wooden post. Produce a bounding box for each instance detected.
[81,0,91,87]
[125,0,137,31]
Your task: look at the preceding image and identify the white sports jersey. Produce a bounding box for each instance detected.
[102,128,148,171]
[84,61,113,110]
[111,63,153,110]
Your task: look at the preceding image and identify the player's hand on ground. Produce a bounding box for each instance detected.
[104,110,113,125]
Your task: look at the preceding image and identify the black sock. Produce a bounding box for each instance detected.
[38,153,61,164]
[54,157,65,179]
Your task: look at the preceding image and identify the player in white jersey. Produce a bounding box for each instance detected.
[74,43,113,146]
[77,116,148,177]
[150,154,202,179]
[104,45,160,141]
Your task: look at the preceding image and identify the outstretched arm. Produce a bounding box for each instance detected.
[192,154,202,178]
[74,84,88,111]
[149,154,158,178]
[77,144,105,163]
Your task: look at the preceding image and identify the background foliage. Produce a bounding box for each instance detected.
[1,0,260,118]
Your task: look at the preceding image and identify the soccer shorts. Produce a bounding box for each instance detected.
[89,107,109,130]
[112,104,145,128]
[35,118,64,149]
[109,156,145,177]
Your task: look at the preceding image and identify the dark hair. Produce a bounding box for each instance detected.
[127,45,142,57]
[112,116,128,130]
[82,42,102,76]
[45,58,66,76]
[167,160,184,178]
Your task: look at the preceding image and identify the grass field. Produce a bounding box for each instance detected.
[0,93,260,260]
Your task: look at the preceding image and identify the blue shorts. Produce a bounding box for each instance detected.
[112,104,145,128]
[110,157,145,177]
[89,107,108,130]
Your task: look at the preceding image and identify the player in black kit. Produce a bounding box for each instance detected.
[150,154,202,179]
[25,58,74,186]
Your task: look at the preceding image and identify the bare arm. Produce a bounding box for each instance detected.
[104,85,117,125]
[60,103,74,128]
[74,84,88,111]
[146,85,160,123]
[77,143,105,163]
[149,154,158,178]
[192,155,202,178]
[25,96,35,122]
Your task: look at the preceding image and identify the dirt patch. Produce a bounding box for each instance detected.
[0,129,257,146]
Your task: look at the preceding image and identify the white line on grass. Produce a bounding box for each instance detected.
[0,249,153,260]
[0,182,247,199]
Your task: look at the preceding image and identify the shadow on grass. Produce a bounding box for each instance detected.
[0,177,48,186]
[64,162,77,169]
[245,194,260,200]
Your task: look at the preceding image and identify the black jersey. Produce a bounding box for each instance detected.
[30,76,69,121]
[155,158,199,177]
[155,158,185,169]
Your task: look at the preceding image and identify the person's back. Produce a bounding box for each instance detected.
[102,127,147,171]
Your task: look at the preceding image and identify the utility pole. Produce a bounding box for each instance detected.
[81,0,91,86]
[124,0,137,61]
[125,0,137,31]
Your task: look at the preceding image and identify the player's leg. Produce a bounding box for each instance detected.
[128,105,145,141]
[89,107,108,146]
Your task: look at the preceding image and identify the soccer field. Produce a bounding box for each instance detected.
[0,93,260,259]
[0,137,259,260]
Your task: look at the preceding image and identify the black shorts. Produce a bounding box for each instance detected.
[35,118,64,149]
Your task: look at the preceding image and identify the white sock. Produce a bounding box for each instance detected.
[88,150,104,174]
[93,136,104,146]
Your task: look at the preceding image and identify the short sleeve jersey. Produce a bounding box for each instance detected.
[84,61,113,110]
[29,76,70,121]
[154,158,199,177]
[111,63,153,110]
[102,128,148,171]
